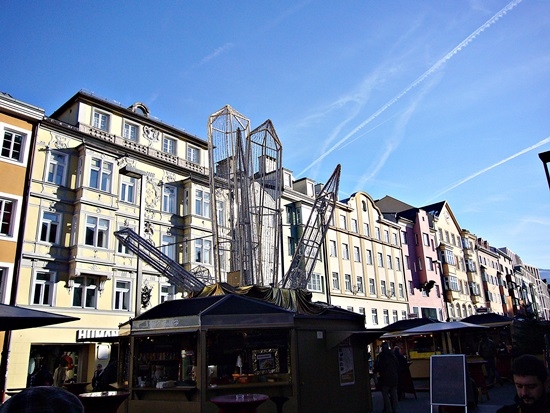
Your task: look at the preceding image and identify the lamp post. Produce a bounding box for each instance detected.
[539,150,550,189]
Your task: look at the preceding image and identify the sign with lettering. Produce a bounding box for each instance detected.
[76,329,119,342]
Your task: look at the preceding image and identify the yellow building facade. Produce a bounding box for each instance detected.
[8,91,214,389]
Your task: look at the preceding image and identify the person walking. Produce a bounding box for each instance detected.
[393,346,409,401]
[497,354,550,413]
[478,335,498,386]
[375,342,399,413]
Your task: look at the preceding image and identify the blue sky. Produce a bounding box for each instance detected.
[2,0,549,269]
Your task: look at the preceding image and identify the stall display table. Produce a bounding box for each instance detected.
[78,391,130,413]
[64,382,90,396]
[210,393,269,413]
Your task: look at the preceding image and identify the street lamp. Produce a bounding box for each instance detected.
[539,150,550,189]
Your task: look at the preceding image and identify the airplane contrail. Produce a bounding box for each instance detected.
[427,136,550,201]
[297,0,523,177]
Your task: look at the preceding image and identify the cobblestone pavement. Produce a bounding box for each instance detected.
[371,380,516,413]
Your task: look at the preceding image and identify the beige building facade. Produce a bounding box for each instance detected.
[9,91,213,389]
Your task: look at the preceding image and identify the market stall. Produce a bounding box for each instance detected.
[115,289,384,413]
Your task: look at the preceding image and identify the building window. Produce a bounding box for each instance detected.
[0,198,15,236]
[353,246,361,262]
[72,276,97,308]
[117,226,133,255]
[160,284,176,302]
[449,275,460,292]
[392,310,398,323]
[384,230,390,243]
[363,223,370,237]
[90,157,113,192]
[398,283,404,298]
[390,282,395,297]
[195,239,212,264]
[2,129,25,162]
[435,285,441,298]
[387,255,393,269]
[401,231,407,244]
[307,273,323,292]
[114,280,131,310]
[359,307,365,316]
[339,215,347,230]
[383,310,390,324]
[162,235,176,261]
[195,189,211,218]
[366,249,373,265]
[216,201,225,227]
[85,216,109,248]
[409,281,415,295]
[351,219,358,232]
[342,244,349,260]
[375,227,381,240]
[393,233,398,245]
[32,271,54,306]
[331,272,339,290]
[187,145,200,164]
[344,274,352,291]
[381,280,387,296]
[356,276,364,293]
[120,176,136,204]
[40,211,60,244]
[377,252,384,267]
[162,185,177,213]
[395,257,401,271]
[123,121,138,141]
[402,310,407,320]
[46,151,68,185]
[92,110,110,131]
[372,308,378,325]
[423,233,430,246]
[405,255,410,270]
[369,278,376,295]
[329,240,337,257]
[163,136,176,155]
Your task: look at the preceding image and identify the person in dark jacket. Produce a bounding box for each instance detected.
[497,354,550,413]
[375,342,399,413]
[393,346,409,400]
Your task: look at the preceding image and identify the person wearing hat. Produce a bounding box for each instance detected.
[497,354,550,413]
[0,386,84,413]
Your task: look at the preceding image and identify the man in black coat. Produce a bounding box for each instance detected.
[375,342,399,413]
[497,354,550,413]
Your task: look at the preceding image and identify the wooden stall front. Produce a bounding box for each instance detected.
[116,289,384,413]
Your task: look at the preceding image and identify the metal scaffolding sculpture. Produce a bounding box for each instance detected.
[207,105,282,287]
[114,227,206,295]
[281,164,341,289]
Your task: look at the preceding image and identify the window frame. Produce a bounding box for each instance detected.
[1,126,27,164]
[85,215,110,249]
[32,271,55,306]
[71,276,98,309]
[187,145,200,164]
[89,157,113,192]
[120,176,137,204]
[39,210,61,244]
[163,135,177,155]
[114,279,131,311]
[92,109,110,132]
[46,150,68,186]
[162,184,177,214]
[122,120,139,142]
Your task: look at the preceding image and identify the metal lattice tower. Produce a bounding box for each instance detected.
[208,106,283,287]
[281,164,341,289]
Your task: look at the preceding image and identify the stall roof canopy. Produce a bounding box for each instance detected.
[190,283,327,315]
[127,286,369,335]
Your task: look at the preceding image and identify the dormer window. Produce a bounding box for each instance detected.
[92,110,110,132]
[123,121,139,142]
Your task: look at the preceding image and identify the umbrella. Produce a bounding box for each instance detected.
[0,303,79,331]
[461,313,513,327]
[382,317,441,332]
[399,321,487,336]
